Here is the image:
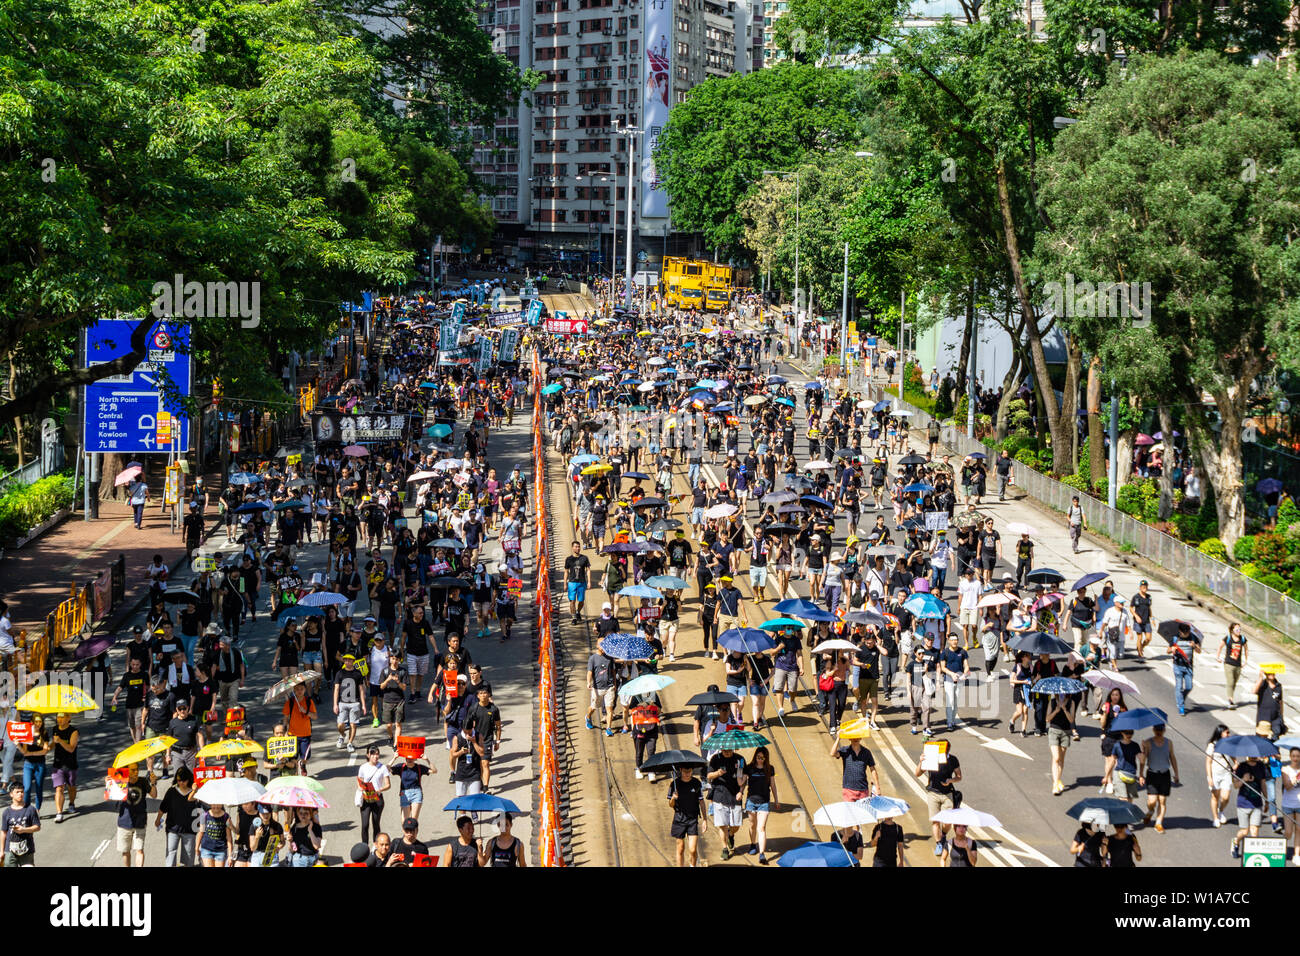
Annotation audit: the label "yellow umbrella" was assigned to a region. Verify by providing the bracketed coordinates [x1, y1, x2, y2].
[837, 717, 871, 740]
[113, 736, 176, 768]
[197, 739, 263, 759]
[581, 463, 612, 475]
[595, 318, 616, 326]
[16, 684, 97, 714]
[636, 330, 652, 337]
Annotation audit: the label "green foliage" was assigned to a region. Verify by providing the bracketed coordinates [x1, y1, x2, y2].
[1094, 477, 1108, 502]
[1240, 562, 1261, 579]
[1259, 572, 1287, 592]
[1252, 533, 1289, 574]
[1197, 537, 1230, 564]
[0, 474, 77, 544]
[1276, 498, 1300, 535]
[1007, 399, 1032, 434]
[1234, 534, 1257, 563]
[1117, 478, 1161, 523]
[1061, 472, 1092, 495]
[1285, 524, 1300, 554]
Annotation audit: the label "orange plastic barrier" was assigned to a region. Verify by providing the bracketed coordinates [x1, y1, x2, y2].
[532, 351, 564, 866]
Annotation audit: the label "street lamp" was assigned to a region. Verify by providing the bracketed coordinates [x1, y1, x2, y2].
[576, 174, 609, 279]
[616, 126, 643, 311]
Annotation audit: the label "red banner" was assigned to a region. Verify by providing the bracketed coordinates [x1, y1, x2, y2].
[544, 317, 588, 335]
[395, 736, 426, 759]
[5, 721, 33, 744]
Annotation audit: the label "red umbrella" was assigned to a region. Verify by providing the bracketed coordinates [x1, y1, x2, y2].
[114, 465, 143, 486]
[342, 445, 368, 457]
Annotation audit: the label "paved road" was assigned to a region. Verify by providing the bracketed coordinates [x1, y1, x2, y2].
[22, 412, 538, 867]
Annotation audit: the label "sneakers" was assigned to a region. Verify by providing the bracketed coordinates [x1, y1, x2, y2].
[635, 769, 644, 780]
[720, 846, 732, 860]
[648, 773, 656, 783]
[1273, 820, 1285, 834]
[54, 812, 64, 823]
[372, 717, 380, 728]
[869, 721, 879, 731]
[758, 853, 768, 865]
[777, 707, 785, 718]
[1231, 840, 1240, 859]
[748, 844, 759, 856]
[1219, 812, 1228, 824]
[337, 734, 346, 748]
[923, 728, 935, 737]
[933, 840, 945, 857]
[910, 725, 919, 735]
[605, 728, 615, 737]
[586, 718, 595, 730]
[1212, 817, 1222, 828]
[1154, 823, 1165, 834]
[346, 742, 356, 753]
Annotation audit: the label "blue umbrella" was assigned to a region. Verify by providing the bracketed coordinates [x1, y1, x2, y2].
[618, 584, 664, 600]
[234, 501, 272, 514]
[276, 604, 326, 620]
[1026, 567, 1066, 584]
[602, 542, 642, 553]
[872, 400, 891, 412]
[774, 598, 825, 617]
[427, 423, 452, 438]
[778, 840, 857, 867]
[541, 383, 563, 395]
[695, 379, 717, 389]
[623, 471, 651, 480]
[228, 471, 260, 485]
[856, 794, 911, 819]
[712, 402, 735, 413]
[767, 375, 789, 385]
[599, 635, 654, 661]
[759, 617, 807, 630]
[619, 673, 677, 701]
[1031, 677, 1087, 695]
[1069, 571, 1107, 592]
[1256, 477, 1284, 496]
[718, 628, 777, 653]
[968, 452, 987, 460]
[1007, 631, 1072, 656]
[774, 397, 795, 407]
[1109, 708, 1169, 733]
[645, 574, 690, 590]
[442, 793, 522, 814]
[801, 494, 834, 509]
[1214, 734, 1279, 759]
[902, 483, 933, 495]
[570, 454, 602, 465]
[903, 593, 949, 619]
[804, 381, 824, 390]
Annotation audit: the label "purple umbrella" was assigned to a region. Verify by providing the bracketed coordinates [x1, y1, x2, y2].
[1256, 477, 1284, 496]
[75, 634, 117, 660]
[1134, 434, 1155, 446]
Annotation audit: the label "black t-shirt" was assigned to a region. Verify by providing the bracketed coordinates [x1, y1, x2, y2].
[160, 786, 199, 833]
[709, 752, 744, 803]
[667, 539, 692, 566]
[118, 672, 149, 707]
[669, 776, 703, 819]
[1074, 827, 1104, 867]
[836, 745, 876, 791]
[389, 837, 430, 865]
[335, 669, 365, 704]
[854, 644, 880, 680]
[117, 779, 150, 829]
[588, 653, 616, 689]
[872, 820, 904, 865]
[404, 617, 434, 656]
[145, 690, 176, 733]
[465, 701, 501, 745]
[565, 554, 591, 583]
[378, 666, 409, 702]
[168, 714, 200, 749]
[925, 754, 960, 794]
[125, 639, 152, 667]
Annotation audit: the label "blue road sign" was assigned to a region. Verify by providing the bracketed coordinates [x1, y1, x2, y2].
[83, 318, 192, 454]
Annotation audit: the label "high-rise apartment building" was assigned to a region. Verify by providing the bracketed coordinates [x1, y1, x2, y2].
[471, 0, 753, 272]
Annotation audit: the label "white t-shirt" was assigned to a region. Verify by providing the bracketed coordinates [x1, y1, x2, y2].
[958, 576, 982, 612]
[1281, 765, 1300, 811]
[356, 761, 391, 807]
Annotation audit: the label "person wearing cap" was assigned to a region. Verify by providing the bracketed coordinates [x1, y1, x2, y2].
[110, 656, 150, 744]
[1099, 596, 1129, 670]
[334, 654, 367, 752]
[248, 801, 286, 866]
[1130, 580, 1153, 658]
[367, 630, 389, 728]
[716, 574, 745, 632]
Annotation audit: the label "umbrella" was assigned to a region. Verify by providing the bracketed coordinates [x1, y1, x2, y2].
[114, 465, 143, 486]
[623, 471, 652, 481]
[1030, 592, 1064, 612]
[977, 592, 1017, 608]
[273, 499, 305, 512]
[774, 397, 795, 408]
[262, 671, 324, 705]
[1215, 735, 1279, 759]
[406, 470, 439, 483]
[767, 375, 788, 385]
[842, 609, 888, 628]
[806, 460, 834, 471]
[617, 584, 664, 600]
[777, 504, 807, 515]
[856, 794, 911, 819]
[599, 635, 654, 661]
[285, 477, 314, 489]
[197, 777, 266, 805]
[261, 785, 330, 809]
[778, 841, 857, 867]
[804, 381, 824, 390]
[898, 454, 928, 466]
[618, 674, 677, 702]
[570, 454, 602, 466]
[648, 519, 683, 533]
[903, 593, 949, 619]
[601, 542, 643, 554]
[74, 634, 117, 660]
[1082, 670, 1140, 694]
[227, 471, 260, 486]
[433, 538, 467, 550]
[932, 806, 1001, 828]
[270, 775, 326, 794]
[743, 395, 768, 407]
[645, 574, 690, 590]
[1256, 477, 1284, 496]
[1026, 567, 1066, 585]
[1007, 631, 1072, 656]
[764, 522, 799, 535]
[113, 736, 177, 768]
[640, 750, 707, 771]
[432, 459, 463, 471]
[704, 503, 738, 519]
[632, 496, 667, 509]
[902, 482, 933, 494]
[718, 628, 777, 653]
[761, 491, 798, 505]
[801, 494, 834, 509]
[342, 445, 369, 457]
[685, 690, 741, 707]
[951, 510, 989, 528]
[234, 501, 271, 514]
[581, 463, 613, 475]
[16, 684, 97, 714]
[1069, 571, 1108, 592]
[1134, 433, 1155, 446]
[1157, 620, 1205, 644]
[442, 793, 523, 814]
[702, 730, 769, 750]
[541, 383, 563, 395]
[293, 592, 347, 608]
[867, 545, 906, 561]
[811, 639, 859, 654]
[759, 617, 807, 630]
[1066, 797, 1146, 828]
[429, 576, 473, 589]
[274, 604, 325, 622]
[197, 739, 264, 759]
[814, 802, 881, 828]
[1109, 707, 1169, 732]
[1274, 735, 1300, 751]
[1031, 677, 1087, 695]
[1005, 522, 1037, 537]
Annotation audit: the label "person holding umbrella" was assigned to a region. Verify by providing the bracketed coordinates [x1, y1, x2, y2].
[1100, 823, 1141, 866]
[707, 744, 746, 860]
[668, 762, 707, 867]
[1231, 750, 1269, 858]
[1046, 691, 1078, 796]
[1112, 729, 1143, 804]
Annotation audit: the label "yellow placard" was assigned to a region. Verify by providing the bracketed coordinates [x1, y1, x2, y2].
[1260, 662, 1286, 675]
[287, 453, 302, 467]
[265, 735, 298, 760]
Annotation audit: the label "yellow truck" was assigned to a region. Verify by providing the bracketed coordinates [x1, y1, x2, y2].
[662, 257, 731, 312]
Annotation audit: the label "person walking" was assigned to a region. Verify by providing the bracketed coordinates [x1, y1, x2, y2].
[1140, 723, 1178, 832]
[940, 634, 970, 731]
[1046, 692, 1077, 796]
[668, 764, 706, 867]
[1215, 623, 1248, 709]
[1101, 823, 1141, 866]
[741, 746, 777, 864]
[1168, 621, 1200, 716]
[1066, 494, 1086, 553]
[915, 742, 961, 856]
[1253, 668, 1285, 740]
[355, 744, 390, 843]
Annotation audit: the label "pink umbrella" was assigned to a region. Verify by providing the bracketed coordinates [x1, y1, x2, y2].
[1031, 592, 1064, 612]
[977, 591, 1017, 608]
[913, 578, 931, 593]
[114, 465, 143, 487]
[260, 785, 329, 809]
[342, 445, 368, 457]
[1134, 434, 1155, 446]
[406, 471, 439, 482]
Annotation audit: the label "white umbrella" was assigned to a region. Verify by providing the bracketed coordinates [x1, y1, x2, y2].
[704, 503, 738, 519]
[297, 591, 349, 607]
[856, 400, 874, 410]
[1005, 522, 1037, 537]
[805, 460, 833, 470]
[814, 801, 881, 828]
[812, 639, 860, 654]
[1083, 669, 1140, 694]
[891, 409, 913, 418]
[638, 381, 656, 392]
[932, 806, 1001, 828]
[977, 592, 1017, 608]
[407, 470, 439, 482]
[743, 395, 769, 407]
[197, 777, 266, 805]
[432, 459, 463, 471]
[648, 357, 666, 366]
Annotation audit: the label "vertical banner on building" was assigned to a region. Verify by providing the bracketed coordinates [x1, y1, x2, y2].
[642, 0, 671, 221]
[499, 327, 520, 363]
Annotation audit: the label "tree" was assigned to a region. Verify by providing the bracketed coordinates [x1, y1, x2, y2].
[1034, 51, 1300, 546]
[656, 63, 863, 255]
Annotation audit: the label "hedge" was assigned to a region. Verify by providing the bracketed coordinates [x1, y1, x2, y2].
[0, 474, 76, 545]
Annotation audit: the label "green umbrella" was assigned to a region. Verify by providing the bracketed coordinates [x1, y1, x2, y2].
[427, 423, 452, 438]
[273, 499, 306, 511]
[541, 383, 563, 395]
[702, 730, 770, 751]
[267, 774, 326, 794]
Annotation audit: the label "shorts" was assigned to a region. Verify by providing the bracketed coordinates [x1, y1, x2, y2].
[126, 707, 144, 728]
[926, 791, 954, 818]
[857, 677, 879, 699]
[1115, 774, 1140, 799]
[301, 651, 323, 667]
[712, 803, 744, 828]
[1132, 620, 1151, 635]
[1146, 770, 1171, 797]
[771, 668, 799, 694]
[1237, 806, 1263, 829]
[591, 685, 616, 710]
[726, 683, 747, 700]
[959, 609, 978, 628]
[979, 555, 997, 570]
[407, 653, 429, 677]
[200, 848, 228, 863]
[338, 702, 363, 726]
[749, 566, 768, 588]
[567, 581, 587, 602]
[745, 799, 771, 814]
[671, 816, 699, 839]
[369, 683, 381, 703]
[3, 850, 34, 867]
[116, 827, 146, 854]
[1047, 727, 1072, 749]
[382, 699, 406, 724]
[747, 682, 767, 696]
[1212, 772, 1232, 793]
[400, 787, 424, 808]
[51, 768, 77, 789]
[843, 788, 871, 803]
[691, 508, 705, 525]
[718, 613, 740, 632]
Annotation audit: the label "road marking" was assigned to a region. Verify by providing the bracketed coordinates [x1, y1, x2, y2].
[956, 722, 1033, 760]
[90, 839, 109, 863]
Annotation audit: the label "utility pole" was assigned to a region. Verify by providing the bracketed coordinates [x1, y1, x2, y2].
[618, 126, 643, 312]
[839, 241, 849, 379]
[967, 278, 978, 439]
[898, 289, 906, 401]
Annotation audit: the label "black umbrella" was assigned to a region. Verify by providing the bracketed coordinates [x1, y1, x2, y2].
[764, 522, 799, 534]
[162, 590, 200, 604]
[640, 749, 708, 771]
[1007, 631, 1073, 656]
[649, 518, 683, 532]
[429, 576, 473, 589]
[1025, 567, 1066, 584]
[1157, 620, 1205, 644]
[631, 496, 667, 509]
[843, 609, 888, 628]
[285, 478, 313, 489]
[685, 690, 740, 707]
[761, 491, 797, 505]
[834, 448, 860, 460]
[898, 454, 928, 466]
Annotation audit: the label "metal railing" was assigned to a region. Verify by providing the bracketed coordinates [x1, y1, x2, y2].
[870, 384, 1300, 638]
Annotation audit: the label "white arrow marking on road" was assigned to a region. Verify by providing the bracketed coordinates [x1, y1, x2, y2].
[956, 721, 1033, 759]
